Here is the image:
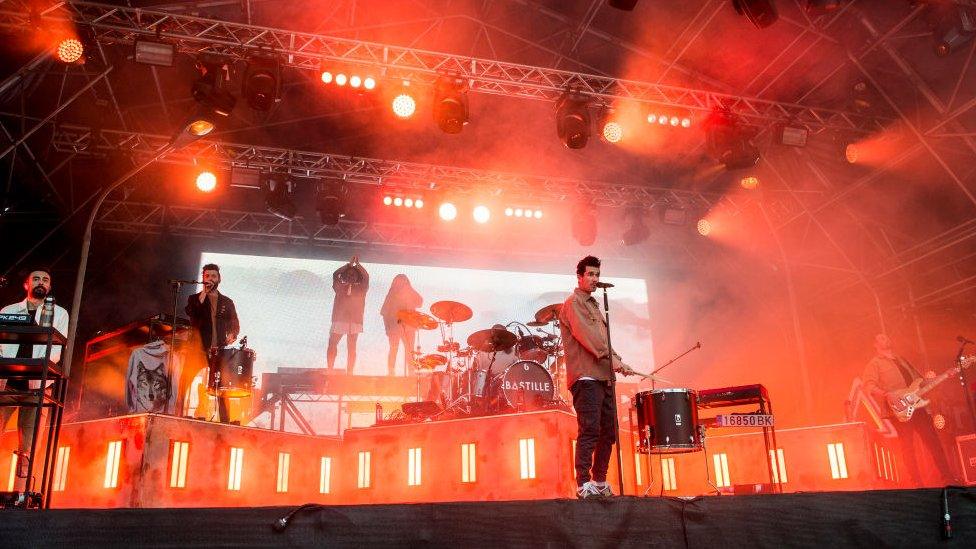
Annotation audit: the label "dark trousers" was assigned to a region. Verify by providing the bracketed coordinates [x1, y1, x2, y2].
[571, 379, 616, 486]
[893, 408, 955, 484]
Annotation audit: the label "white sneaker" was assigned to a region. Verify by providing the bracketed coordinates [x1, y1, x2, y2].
[593, 482, 613, 497]
[576, 481, 602, 499]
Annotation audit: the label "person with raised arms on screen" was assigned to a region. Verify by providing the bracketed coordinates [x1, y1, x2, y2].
[328, 255, 369, 374]
[559, 255, 638, 499]
[380, 274, 423, 376]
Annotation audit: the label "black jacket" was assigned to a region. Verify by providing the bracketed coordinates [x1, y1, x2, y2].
[185, 292, 240, 351]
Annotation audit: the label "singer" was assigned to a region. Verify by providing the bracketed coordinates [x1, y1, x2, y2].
[182, 263, 240, 423]
[327, 255, 369, 373]
[558, 255, 638, 499]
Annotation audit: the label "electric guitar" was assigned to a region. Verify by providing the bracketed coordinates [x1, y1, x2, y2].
[886, 356, 974, 422]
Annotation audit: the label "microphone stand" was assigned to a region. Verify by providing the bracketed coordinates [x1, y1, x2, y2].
[953, 340, 976, 432]
[170, 280, 187, 415]
[600, 285, 626, 497]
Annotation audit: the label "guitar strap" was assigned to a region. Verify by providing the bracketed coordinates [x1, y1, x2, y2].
[892, 356, 916, 386]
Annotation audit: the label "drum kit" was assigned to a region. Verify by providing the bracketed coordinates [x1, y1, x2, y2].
[207, 337, 256, 398]
[396, 299, 569, 417]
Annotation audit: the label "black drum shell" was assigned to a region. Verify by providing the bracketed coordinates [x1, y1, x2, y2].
[634, 388, 701, 453]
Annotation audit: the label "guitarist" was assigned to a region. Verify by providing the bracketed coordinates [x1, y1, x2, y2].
[862, 334, 956, 485]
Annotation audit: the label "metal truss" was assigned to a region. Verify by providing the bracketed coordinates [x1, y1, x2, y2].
[0, 0, 887, 132]
[49, 124, 770, 214]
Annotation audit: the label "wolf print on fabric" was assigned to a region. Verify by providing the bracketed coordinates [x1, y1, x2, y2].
[133, 362, 171, 413]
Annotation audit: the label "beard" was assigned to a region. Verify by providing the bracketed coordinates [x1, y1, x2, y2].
[30, 285, 48, 299]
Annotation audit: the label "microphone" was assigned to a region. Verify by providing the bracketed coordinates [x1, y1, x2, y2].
[594, 282, 615, 288]
[957, 336, 974, 345]
[942, 487, 952, 539]
[168, 279, 204, 285]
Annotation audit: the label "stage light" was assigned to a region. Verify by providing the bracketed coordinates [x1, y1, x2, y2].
[572, 203, 597, 246]
[439, 202, 458, 221]
[556, 94, 591, 149]
[266, 178, 296, 221]
[55, 37, 84, 63]
[364, 77, 376, 90]
[845, 143, 858, 164]
[415, 199, 424, 208]
[741, 176, 759, 190]
[170, 104, 219, 149]
[133, 39, 175, 67]
[392, 93, 417, 118]
[514, 208, 523, 218]
[732, 0, 779, 29]
[662, 207, 688, 226]
[317, 183, 345, 226]
[242, 55, 281, 112]
[932, 4, 975, 57]
[336, 73, 347, 86]
[383, 195, 393, 206]
[805, 0, 841, 17]
[533, 210, 543, 219]
[393, 197, 403, 207]
[704, 108, 760, 170]
[681, 118, 692, 128]
[778, 124, 809, 147]
[473, 205, 491, 224]
[505, 207, 514, 217]
[192, 56, 237, 117]
[658, 115, 668, 125]
[433, 77, 469, 134]
[196, 171, 217, 192]
[602, 121, 623, 143]
[350, 75, 362, 88]
[697, 219, 712, 236]
[933, 414, 946, 430]
[404, 198, 414, 208]
[321, 71, 333, 84]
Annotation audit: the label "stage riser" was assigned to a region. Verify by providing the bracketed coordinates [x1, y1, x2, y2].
[2, 414, 902, 508]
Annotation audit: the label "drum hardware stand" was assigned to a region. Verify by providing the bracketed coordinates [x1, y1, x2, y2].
[168, 278, 198, 415]
[699, 427, 721, 496]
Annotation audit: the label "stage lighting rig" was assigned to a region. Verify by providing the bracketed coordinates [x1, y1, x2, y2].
[316, 183, 346, 226]
[928, 3, 976, 57]
[55, 37, 84, 63]
[265, 178, 296, 221]
[243, 54, 281, 112]
[805, 0, 841, 17]
[555, 93, 591, 149]
[320, 62, 377, 91]
[600, 109, 623, 144]
[191, 56, 236, 117]
[704, 108, 760, 170]
[433, 77, 468, 134]
[646, 107, 692, 129]
[134, 39, 175, 67]
[732, 0, 779, 29]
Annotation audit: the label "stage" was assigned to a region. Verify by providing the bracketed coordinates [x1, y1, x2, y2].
[1, 489, 974, 547]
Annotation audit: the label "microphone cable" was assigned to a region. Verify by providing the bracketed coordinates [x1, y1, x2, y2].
[272, 503, 326, 532]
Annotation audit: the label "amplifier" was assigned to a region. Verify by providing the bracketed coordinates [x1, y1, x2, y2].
[0, 313, 31, 325]
[956, 434, 976, 485]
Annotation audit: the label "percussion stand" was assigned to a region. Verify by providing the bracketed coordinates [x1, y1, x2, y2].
[168, 279, 193, 416]
[599, 285, 626, 497]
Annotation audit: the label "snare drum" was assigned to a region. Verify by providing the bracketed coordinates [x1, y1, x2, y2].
[490, 360, 554, 412]
[515, 335, 548, 363]
[633, 388, 702, 454]
[207, 347, 255, 397]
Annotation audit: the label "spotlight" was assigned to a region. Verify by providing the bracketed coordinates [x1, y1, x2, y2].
[242, 55, 281, 112]
[805, 0, 841, 17]
[621, 209, 650, 246]
[321, 71, 333, 84]
[602, 120, 623, 144]
[55, 37, 83, 63]
[433, 77, 469, 134]
[350, 75, 362, 88]
[556, 93, 591, 149]
[404, 198, 414, 208]
[364, 77, 376, 90]
[661, 207, 688, 226]
[572, 203, 597, 246]
[740, 176, 759, 190]
[931, 4, 976, 57]
[534, 210, 543, 219]
[392, 93, 417, 118]
[778, 124, 809, 147]
[845, 143, 858, 164]
[472, 205, 491, 224]
[393, 197, 403, 207]
[732, 0, 779, 29]
[647, 108, 692, 129]
[704, 108, 759, 170]
[383, 195, 393, 206]
[196, 171, 217, 192]
[134, 39, 175, 67]
[192, 56, 236, 117]
[316, 183, 345, 226]
[439, 202, 458, 221]
[265, 178, 296, 221]
[933, 413, 946, 430]
[336, 73, 347, 86]
[415, 199, 424, 209]
[697, 219, 712, 236]
[170, 104, 218, 149]
[505, 207, 514, 217]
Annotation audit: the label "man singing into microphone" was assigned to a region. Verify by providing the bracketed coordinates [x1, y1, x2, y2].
[183, 263, 240, 423]
[559, 255, 638, 499]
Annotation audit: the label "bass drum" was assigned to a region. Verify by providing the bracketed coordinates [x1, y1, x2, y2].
[490, 360, 554, 412]
[207, 347, 255, 397]
[633, 388, 702, 454]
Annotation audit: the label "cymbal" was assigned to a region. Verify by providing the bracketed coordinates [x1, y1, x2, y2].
[416, 354, 448, 369]
[534, 303, 563, 324]
[466, 327, 518, 353]
[430, 300, 473, 323]
[396, 309, 439, 330]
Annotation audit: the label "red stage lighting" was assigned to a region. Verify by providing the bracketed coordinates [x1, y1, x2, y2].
[740, 176, 759, 190]
[504, 208, 514, 217]
[56, 38, 84, 63]
[697, 219, 712, 236]
[439, 202, 458, 221]
[415, 199, 424, 209]
[472, 205, 491, 224]
[364, 77, 376, 90]
[196, 171, 217, 192]
[350, 75, 362, 88]
[393, 197, 403, 207]
[335, 73, 348, 86]
[320, 71, 333, 84]
[845, 143, 858, 164]
[392, 93, 417, 118]
[383, 195, 393, 206]
[602, 121, 623, 143]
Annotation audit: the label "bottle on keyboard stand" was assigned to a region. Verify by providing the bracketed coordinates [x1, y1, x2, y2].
[39, 296, 55, 327]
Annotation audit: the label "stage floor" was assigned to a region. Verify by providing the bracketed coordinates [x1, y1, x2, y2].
[1, 489, 974, 547]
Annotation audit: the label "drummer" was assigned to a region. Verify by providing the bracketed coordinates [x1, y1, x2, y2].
[472, 324, 519, 380]
[183, 263, 240, 424]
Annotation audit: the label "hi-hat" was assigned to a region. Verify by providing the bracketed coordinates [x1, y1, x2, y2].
[416, 354, 448, 369]
[534, 303, 562, 324]
[397, 309, 438, 330]
[430, 300, 473, 323]
[467, 327, 517, 353]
